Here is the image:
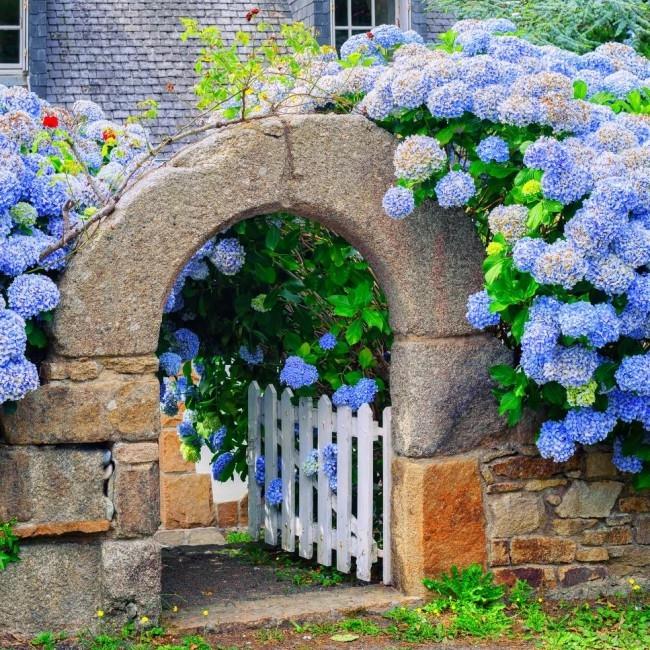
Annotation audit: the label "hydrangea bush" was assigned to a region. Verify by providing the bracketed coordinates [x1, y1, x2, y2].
[0, 86, 151, 406]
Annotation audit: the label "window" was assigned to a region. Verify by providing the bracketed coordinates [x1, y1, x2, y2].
[0, 0, 26, 70]
[332, 0, 409, 50]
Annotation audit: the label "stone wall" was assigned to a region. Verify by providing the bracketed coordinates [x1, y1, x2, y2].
[481, 445, 649, 596]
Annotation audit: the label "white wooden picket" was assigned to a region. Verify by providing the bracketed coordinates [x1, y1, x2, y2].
[247, 383, 392, 585]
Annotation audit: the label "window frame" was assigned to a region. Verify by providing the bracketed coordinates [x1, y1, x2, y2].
[330, 0, 410, 48]
[0, 0, 28, 72]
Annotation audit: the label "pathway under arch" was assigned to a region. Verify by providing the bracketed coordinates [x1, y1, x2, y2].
[0, 114, 510, 632]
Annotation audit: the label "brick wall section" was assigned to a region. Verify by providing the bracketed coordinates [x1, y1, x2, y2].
[481, 445, 650, 596]
[411, 2, 454, 42]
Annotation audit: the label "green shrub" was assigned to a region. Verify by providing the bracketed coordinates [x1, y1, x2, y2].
[0, 519, 20, 571]
[423, 564, 505, 608]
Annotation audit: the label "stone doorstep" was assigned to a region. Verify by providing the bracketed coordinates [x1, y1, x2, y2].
[166, 585, 422, 632]
[154, 527, 227, 547]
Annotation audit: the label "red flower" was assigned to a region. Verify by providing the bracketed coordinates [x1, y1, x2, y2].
[245, 7, 260, 21]
[366, 31, 374, 39]
[102, 128, 116, 142]
[42, 115, 59, 128]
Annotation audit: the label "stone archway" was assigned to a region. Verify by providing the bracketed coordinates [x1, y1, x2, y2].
[0, 114, 510, 632]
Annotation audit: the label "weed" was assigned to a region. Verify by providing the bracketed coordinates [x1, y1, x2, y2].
[254, 628, 284, 642]
[338, 617, 383, 636]
[225, 530, 252, 544]
[423, 563, 505, 608]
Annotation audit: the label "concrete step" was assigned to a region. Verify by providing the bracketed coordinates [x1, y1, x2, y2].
[165, 584, 421, 632]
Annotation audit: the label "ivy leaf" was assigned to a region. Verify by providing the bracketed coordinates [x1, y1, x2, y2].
[345, 319, 363, 346]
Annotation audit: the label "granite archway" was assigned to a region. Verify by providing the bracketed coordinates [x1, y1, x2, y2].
[0, 114, 509, 631]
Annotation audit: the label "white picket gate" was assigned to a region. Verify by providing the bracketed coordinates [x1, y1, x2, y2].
[247, 382, 392, 584]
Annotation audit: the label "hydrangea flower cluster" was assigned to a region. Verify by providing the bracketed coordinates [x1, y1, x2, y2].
[265, 477, 283, 506]
[318, 332, 337, 351]
[239, 345, 264, 365]
[0, 88, 151, 405]
[322, 443, 338, 492]
[208, 425, 227, 453]
[255, 455, 266, 486]
[302, 449, 319, 477]
[211, 451, 234, 480]
[332, 377, 379, 411]
[279, 355, 318, 389]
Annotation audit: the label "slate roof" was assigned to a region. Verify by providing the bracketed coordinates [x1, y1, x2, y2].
[38, 1, 452, 148]
[44, 1, 293, 145]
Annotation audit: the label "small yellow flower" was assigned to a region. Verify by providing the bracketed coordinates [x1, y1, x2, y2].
[140, 616, 150, 624]
[96, 610, 105, 618]
[202, 609, 209, 617]
[538, 598, 543, 603]
[486, 241, 504, 256]
[172, 605, 179, 613]
[629, 578, 637, 585]
[521, 179, 542, 196]
[633, 584, 641, 591]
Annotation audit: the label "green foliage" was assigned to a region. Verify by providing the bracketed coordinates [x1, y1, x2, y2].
[426, 0, 650, 55]
[0, 519, 20, 571]
[224, 530, 252, 544]
[423, 564, 505, 607]
[162, 214, 391, 479]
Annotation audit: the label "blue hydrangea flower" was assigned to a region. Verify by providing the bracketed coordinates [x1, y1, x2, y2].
[371, 24, 404, 49]
[543, 346, 600, 388]
[28, 174, 70, 217]
[159, 351, 183, 376]
[466, 290, 500, 330]
[71, 100, 106, 122]
[557, 301, 619, 348]
[332, 384, 355, 408]
[7, 273, 60, 319]
[239, 345, 264, 365]
[393, 135, 447, 181]
[208, 425, 227, 453]
[210, 238, 246, 276]
[531, 240, 587, 289]
[340, 33, 380, 61]
[160, 383, 179, 416]
[628, 274, 650, 311]
[382, 186, 414, 219]
[541, 166, 593, 205]
[265, 477, 283, 506]
[512, 237, 547, 273]
[391, 69, 430, 109]
[427, 81, 471, 119]
[0, 169, 22, 212]
[536, 420, 576, 462]
[434, 171, 476, 208]
[212, 451, 234, 481]
[615, 354, 650, 396]
[585, 254, 635, 296]
[255, 456, 265, 486]
[612, 438, 644, 474]
[302, 450, 319, 477]
[318, 332, 337, 351]
[322, 443, 338, 492]
[0, 356, 39, 403]
[606, 389, 650, 424]
[0, 309, 26, 366]
[476, 136, 509, 163]
[279, 355, 318, 389]
[562, 408, 616, 445]
[487, 204, 528, 242]
[171, 328, 200, 361]
[177, 420, 197, 440]
[350, 378, 379, 410]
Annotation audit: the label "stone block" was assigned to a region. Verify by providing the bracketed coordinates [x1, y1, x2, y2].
[489, 540, 510, 567]
[216, 501, 239, 528]
[510, 537, 576, 564]
[0, 376, 160, 444]
[16, 520, 111, 538]
[559, 565, 607, 587]
[585, 452, 618, 479]
[101, 356, 159, 374]
[392, 455, 487, 594]
[576, 547, 609, 562]
[113, 463, 160, 537]
[41, 358, 100, 381]
[556, 481, 623, 519]
[160, 428, 195, 473]
[487, 492, 544, 538]
[619, 496, 650, 513]
[187, 527, 227, 546]
[487, 482, 520, 494]
[525, 479, 567, 491]
[552, 518, 597, 536]
[491, 455, 580, 480]
[493, 566, 556, 589]
[160, 473, 215, 529]
[606, 514, 632, 527]
[636, 516, 650, 544]
[390, 336, 511, 457]
[582, 526, 632, 546]
[239, 494, 249, 527]
[0, 541, 102, 633]
[0, 446, 105, 524]
[101, 538, 161, 619]
[606, 546, 650, 567]
[113, 442, 159, 464]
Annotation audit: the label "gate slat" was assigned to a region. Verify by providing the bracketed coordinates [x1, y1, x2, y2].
[382, 407, 392, 585]
[298, 397, 314, 559]
[247, 382, 263, 540]
[336, 406, 353, 573]
[280, 389, 296, 552]
[263, 385, 279, 545]
[317, 395, 333, 566]
[356, 404, 374, 581]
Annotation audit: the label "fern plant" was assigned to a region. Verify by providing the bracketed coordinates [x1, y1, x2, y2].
[423, 564, 505, 607]
[427, 0, 650, 55]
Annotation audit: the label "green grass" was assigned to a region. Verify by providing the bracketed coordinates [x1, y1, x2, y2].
[28, 566, 650, 649]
